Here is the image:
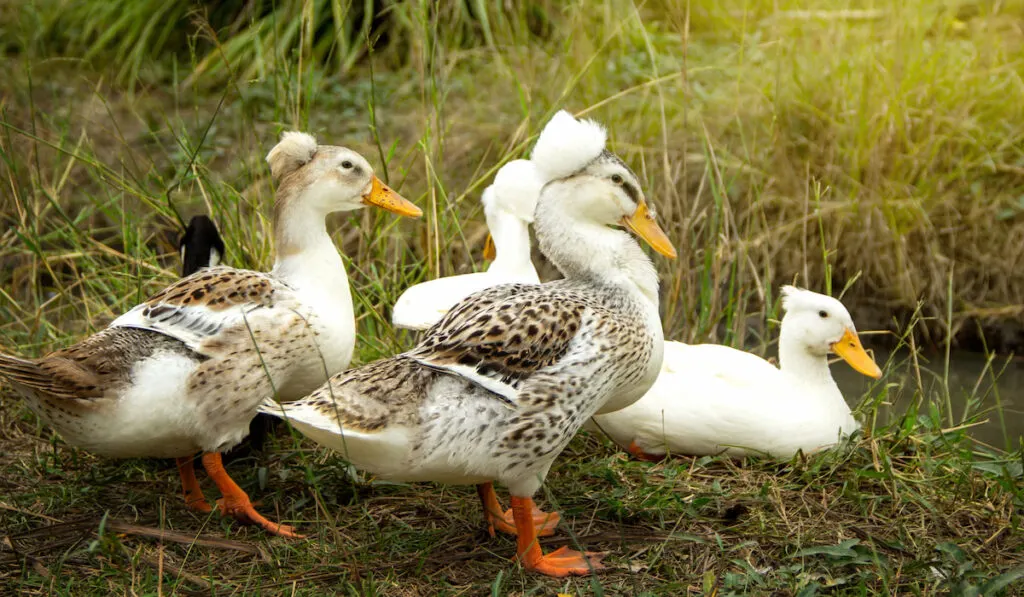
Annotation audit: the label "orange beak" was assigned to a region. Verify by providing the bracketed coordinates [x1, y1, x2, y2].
[361, 176, 422, 217]
[831, 328, 883, 379]
[621, 200, 677, 259]
[483, 234, 496, 260]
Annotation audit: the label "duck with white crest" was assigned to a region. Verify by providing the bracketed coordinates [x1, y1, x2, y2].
[259, 110, 676, 576]
[391, 159, 543, 331]
[0, 132, 422, 537]
[589, 286, 883, 460]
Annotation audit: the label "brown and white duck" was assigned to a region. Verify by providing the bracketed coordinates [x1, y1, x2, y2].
[0, 132, 421, 537]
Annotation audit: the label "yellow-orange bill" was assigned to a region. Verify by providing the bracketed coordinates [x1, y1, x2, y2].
[362, 176, 422, 217]
[483, 234, 496, 261]
[831, 328, 882, 379]
[621, 201, 677, 259]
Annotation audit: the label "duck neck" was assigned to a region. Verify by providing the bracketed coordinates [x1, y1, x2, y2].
[270, 200, 351, 299]
[778, 320, 841, 393]
[484, 207, 536, 278]
[534, 191, 659, 306]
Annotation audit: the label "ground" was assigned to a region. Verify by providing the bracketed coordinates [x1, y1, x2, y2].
[2, 392, 1022, 595]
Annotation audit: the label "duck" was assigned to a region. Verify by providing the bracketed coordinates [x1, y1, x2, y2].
[588, 286, 883, 460]
[391, 159, 543, 331]
[177, 215, 280, 454]
[0, 131, 422, 537]
[179, 215, 225, 276]
[258, 110, 677, 576]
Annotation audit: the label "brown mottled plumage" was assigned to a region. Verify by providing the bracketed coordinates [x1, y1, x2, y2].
[144, 268, 277, 311]
[261, 111, 676, 577]
[0, 131, 421, 538]
[408, 283, 587, 398]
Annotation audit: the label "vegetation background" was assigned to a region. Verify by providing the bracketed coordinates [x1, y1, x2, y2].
[1, 0, 1022, 595]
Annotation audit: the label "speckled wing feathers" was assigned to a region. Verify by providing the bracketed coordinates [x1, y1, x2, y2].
[406, 283, 585, 402]
[261, 356, 435, 434]
[110, 266, 296, 351]
[264, 283, 593, 434]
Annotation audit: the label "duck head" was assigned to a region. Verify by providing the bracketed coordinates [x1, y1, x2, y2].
[531, 111, 677, 260]
[178, 215, 225, 276]
[779, 285, 882, 379]
[481, 159, 544, 260]
[266, 131, 421, 220]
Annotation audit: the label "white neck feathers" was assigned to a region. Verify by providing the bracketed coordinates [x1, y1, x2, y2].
[484, 206, 537, 279]
[270, 197, 349, 296]
[777, 318, 848, 415]
[534, 186, 659, 305]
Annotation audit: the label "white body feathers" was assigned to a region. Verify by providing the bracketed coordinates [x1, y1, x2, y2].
[392, 160, 543, 331]
[47, 351, 202, 458]
[589, 288, 867, 459]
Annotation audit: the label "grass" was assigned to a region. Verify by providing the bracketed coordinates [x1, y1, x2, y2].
[1, 0, 1023, 594]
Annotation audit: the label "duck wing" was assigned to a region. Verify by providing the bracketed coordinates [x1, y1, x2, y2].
[405, 283, 587, 403]
[110, 266, 302, 354]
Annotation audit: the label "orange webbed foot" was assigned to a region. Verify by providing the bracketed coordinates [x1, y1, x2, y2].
[215, 496, 305, 538]
[492, 507, 561, 538]
[627, 440, 664, 462]
[511, 495, 604, 578]
[200, 452, 304, 539]
[478, 482, 560, 537]
[186, 496, 214, 513]
[527, 545, 606, 577]
[176, 456, 213, 513]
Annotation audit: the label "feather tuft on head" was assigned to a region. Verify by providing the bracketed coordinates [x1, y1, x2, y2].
[266, 131, 318, 180]
[530, 110, 607, 183]
[780, 285, 810, 313]
[483, 159, 544, 222]
[780, 285, 850, 317]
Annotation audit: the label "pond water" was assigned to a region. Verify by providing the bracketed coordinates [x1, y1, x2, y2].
[832, 348, 1024, 448]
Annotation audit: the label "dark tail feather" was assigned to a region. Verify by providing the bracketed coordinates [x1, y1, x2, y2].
[223, 413, 283, 463]
[246, 413, 281, 452]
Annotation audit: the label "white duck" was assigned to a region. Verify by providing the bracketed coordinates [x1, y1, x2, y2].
[259, 110, 677, 576]
[391, 159, 542, 331]
[0, 132, 421, 537]
[588, 286, 883, 460]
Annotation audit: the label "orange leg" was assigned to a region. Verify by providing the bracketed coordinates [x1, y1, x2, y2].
[200, 452, 304, 538]
[627, 440, 664, 462]
[511, 496, 604, 577]
[176, 456, 212, 513]
[476, 482, 560, 538]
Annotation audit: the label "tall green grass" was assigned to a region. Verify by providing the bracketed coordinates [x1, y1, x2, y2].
[5, 0, 1024, 350]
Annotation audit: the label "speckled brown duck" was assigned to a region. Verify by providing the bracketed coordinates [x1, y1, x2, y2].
[0, 131, 421, 538]
[259, 111, 677, 575]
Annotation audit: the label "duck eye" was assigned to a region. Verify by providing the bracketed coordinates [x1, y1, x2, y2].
[341, 160, 354, 169]
[611, 174, 624, 185]
[818, 310, 828, 318]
